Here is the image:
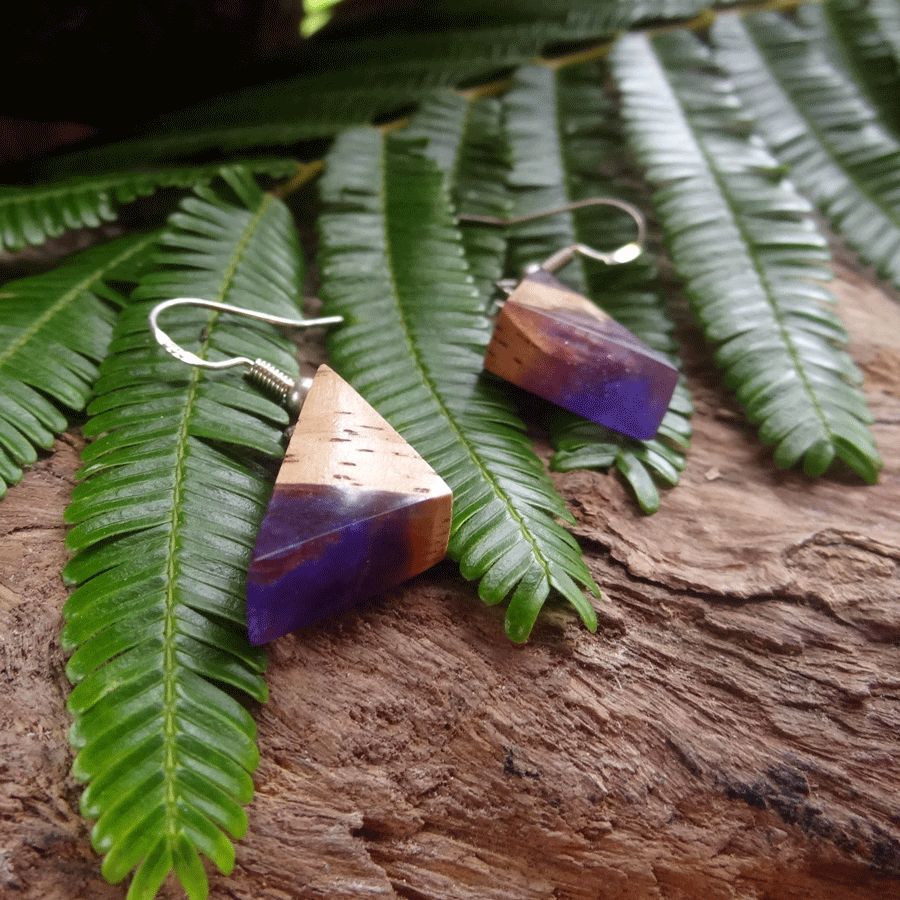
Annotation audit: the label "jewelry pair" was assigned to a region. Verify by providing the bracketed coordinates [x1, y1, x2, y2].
[149, 200, 678, 645]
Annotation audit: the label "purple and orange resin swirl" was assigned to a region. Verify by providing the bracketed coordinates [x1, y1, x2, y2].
[485, 269, 678, 440]
[246, 366, 452, 645]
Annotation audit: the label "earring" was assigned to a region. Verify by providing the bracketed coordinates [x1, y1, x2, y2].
[460, 200, 679, 442]
[149, 299, 452, 645]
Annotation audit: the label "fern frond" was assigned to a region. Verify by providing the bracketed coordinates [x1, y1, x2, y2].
[712, 11, 900, 290]
[0, 233, 154, 497]
[0, 159, 298, 252]
[405, 90, 512, 307]
[43, 23, 576, 174]
[367, 0, 713, 30]
[612, 29, 881, 483]
[832, 0, 900, 87]
[43, 2, 726, 175]
[318, 127, 598, 642]
[806, 0, 900, 131]
[403, 89, 683, 521]
[500, 63, 692, 512]
[63, 168, 306, 899]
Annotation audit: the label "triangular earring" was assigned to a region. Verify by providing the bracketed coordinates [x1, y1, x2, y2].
[149, 299, 452, 645]
[460, 198, 679, 441]
[246, 365, 451, 645]
[484, 267, 678, 441]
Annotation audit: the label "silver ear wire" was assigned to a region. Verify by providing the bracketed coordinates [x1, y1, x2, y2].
[148, 297, 343, 417]
[458, 197, 646, 274]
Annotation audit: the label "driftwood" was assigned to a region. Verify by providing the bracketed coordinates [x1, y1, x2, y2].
[1, 261, 899, 899]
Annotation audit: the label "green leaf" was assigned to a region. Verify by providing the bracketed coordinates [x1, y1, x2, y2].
[63, 168, 306, 899]
[805, 0, 900, 132]
[612, 28, 881, 483]
[0, 159, 298, 252]
[125, 838, 172, 900]
[41, 2, 722, 175]
[501, 63, 693, 511]
[375, 0, 714, 30]
[318, 126, 599, 641]
[41, 25, 574, 173]
[0, 233, 155, 497]
[405, 90, 512, 307]
[712, 10, 900, 291]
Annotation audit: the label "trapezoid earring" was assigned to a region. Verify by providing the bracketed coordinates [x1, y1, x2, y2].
[149, 298, 453, 646]
[460, 199, 679, 442]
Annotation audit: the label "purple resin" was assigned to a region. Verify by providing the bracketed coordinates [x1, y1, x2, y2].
[486, 270, 678, 440]
[246, 483, 433, 644]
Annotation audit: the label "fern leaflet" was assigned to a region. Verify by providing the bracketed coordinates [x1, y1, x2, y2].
[612, 28, 881, 482]
[501, 63, 692, 512]
[0, 233, 155, 497]
[0, 158, 298, 252]
[63, 169, 307, 900]
[712, 10, 900, 290]
[318, 127, 599, 642]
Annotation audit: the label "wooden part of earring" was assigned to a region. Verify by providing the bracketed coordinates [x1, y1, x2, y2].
[484, 268, 679, 441]
[246, 365, 453, 645]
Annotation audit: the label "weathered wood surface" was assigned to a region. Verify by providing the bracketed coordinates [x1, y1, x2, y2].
[1, 263, 899, 899]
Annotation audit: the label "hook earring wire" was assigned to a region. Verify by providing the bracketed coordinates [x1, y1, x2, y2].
[148, 297, 344, 417]
[458, 197, 646, 272]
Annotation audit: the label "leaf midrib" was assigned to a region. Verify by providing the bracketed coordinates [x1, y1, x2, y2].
[735, 15, 900, 230]
[161, 192, 274, 841]
[377, 137, 557, 579]
[642, 34, 834, 446]
[0, 166, 217, 208]
[0, 234, 154, 372]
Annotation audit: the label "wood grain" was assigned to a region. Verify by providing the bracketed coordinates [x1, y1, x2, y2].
[281, 365, 451, 501]
[1, 265, 898, 899]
